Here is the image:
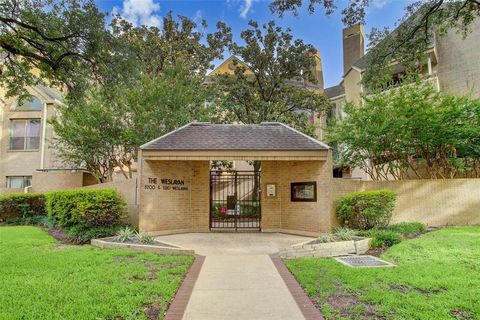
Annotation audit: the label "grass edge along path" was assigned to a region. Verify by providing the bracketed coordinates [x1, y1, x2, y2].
[0, 226, 194, 320]
[286, 226, 480, 320]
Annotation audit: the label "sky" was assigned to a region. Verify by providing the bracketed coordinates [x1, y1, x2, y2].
[95, 0, 413, 88]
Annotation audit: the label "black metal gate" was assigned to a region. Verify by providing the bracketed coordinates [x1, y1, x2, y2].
[210, 171, 261, 231]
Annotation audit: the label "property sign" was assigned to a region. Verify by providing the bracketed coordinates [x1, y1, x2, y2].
[144, 177, 188, 191]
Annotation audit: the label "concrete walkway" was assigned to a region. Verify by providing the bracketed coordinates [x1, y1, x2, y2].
[156, 233, 314, 320]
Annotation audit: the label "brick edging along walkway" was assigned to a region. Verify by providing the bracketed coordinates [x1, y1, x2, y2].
[270, 253, 324, 320]
[164, 255, 205, 320]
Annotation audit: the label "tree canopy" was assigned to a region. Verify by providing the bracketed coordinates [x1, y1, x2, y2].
[209, 20, 330, 138]
[49, 11, 229, 182]
[271, 0, 480, 89]
[327, 83, 480, 180]
[0, 0, 114, 101]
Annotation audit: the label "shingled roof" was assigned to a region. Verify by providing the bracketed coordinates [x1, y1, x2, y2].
[141, 122, 329, 151]
[324, 84, 345, 99]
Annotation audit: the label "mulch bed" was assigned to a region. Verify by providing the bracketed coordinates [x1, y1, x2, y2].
[103, 237, 177, 248]
[45, 227, 70, 243]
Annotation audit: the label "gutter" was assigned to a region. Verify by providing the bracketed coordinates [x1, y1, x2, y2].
[40, 102, 48, 169]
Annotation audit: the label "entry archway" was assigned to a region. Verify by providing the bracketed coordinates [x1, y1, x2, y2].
[138, 122, 334, 237]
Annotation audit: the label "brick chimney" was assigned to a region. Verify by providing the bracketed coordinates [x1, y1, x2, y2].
[311, 50, 324, 93]
[342, 23, 364, 74]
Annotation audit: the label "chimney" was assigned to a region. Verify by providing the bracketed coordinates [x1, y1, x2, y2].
[342, 23, 364, 75]
[310, 50, 324, 93]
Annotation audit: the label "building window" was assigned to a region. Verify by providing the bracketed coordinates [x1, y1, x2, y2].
[9, 119, 41, 150]
[6, 176, 32, 188]
[15, 96, 43, 111]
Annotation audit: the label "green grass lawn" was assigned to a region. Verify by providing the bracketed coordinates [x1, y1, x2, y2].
[286, 226, 480, 320]
[0, 226, 193, 320]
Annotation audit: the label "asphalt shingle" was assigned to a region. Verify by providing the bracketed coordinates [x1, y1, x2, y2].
[141, 122, 329, 151]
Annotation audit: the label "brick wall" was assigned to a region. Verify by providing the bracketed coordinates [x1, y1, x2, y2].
[31, 171, 83, 193]
[262, 154, 335, 236]
[138, 158, 334, 236]
[139, 160, 209, 233]
[331, 178, 480, 227]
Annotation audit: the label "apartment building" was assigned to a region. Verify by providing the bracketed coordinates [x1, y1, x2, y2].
[1, 17, 478, 188]
[0, 84, 67, 190]
[325, 19, 480, 179]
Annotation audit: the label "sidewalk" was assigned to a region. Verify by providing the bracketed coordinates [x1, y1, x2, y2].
[157, 233, 318, 320]
[182, 254, 305, 320]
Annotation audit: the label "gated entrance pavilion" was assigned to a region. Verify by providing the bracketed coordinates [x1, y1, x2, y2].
[138, 122, 336, 237]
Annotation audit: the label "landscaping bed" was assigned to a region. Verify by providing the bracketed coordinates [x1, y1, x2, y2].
[0, 226, 194, 320]
[279, 236, 371, 259]
[92, 237, 195, 255]
[286, 226, 480, 319]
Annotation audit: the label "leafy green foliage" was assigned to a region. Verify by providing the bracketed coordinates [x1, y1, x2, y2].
[317, 227, 357, 243]
[46, 189, 126, 229]
[210, 20, 330, 138]
[0, 0, 115, 101]
[0, 226, 193, 319]
[333, 227, 356, 241]
[51, 66, 212, 182]
[359, 229, 402, 248]
[4, 215, 54, 228]
[318, 233, 335, 243]
[336, 190, 397, 230]
[357, 222, 426, 248]
[110, 12, 231, 78]
[136, 232, 155, 244]
[287, 227, 480, 319]
[387, 222, 426, 238]
[270, 0, 480, 90]
[115, 226, 136, 242]
[0, 194, 46, 222]
[362, 1, 480, 91]
[327, 84, 480, 180]
[66, 225, 120, 244]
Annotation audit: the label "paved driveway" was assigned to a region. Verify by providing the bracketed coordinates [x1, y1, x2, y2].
[156, 233, 314, 320]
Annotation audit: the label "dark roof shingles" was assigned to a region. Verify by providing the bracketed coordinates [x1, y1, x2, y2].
[324, 84, 345, 99]
[141, 123, 329, 151]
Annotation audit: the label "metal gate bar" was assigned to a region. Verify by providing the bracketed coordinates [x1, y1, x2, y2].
[210, 170, 261, 231]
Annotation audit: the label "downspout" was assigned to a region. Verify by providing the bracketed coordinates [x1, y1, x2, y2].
[40, 102, 48, 170]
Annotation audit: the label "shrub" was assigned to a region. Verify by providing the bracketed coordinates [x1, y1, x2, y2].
[318, 233, 335, 243]
[336, 189, 397, 230]
[66, 225, 120, 244]
[387, 222, 426, 238]
[333, 227, 356, 241]
[46, 189, 126, 228]
[359, 229, 402, 249]
[136, 232, 155, 244]
[4, 215, 53, 228]
[115, 226, 135, 242]
[0, 193, 46, 222]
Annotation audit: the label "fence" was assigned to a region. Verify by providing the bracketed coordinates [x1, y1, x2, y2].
[332, 178, 480, 226]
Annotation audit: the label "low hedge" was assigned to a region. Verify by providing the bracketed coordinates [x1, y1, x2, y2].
[0, 193, 46, 222]
[386, 221, 426, 238]
[336, 189, 397, 230]
[46, 189, 127, 229]
[357, 222, 427, 249]
[359, 229, 402, 248]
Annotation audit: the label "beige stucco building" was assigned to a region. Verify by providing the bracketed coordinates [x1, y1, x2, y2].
[324, 20, 480, 179]
[1, 17, 479, 190]
[0, 85, 68, 191]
